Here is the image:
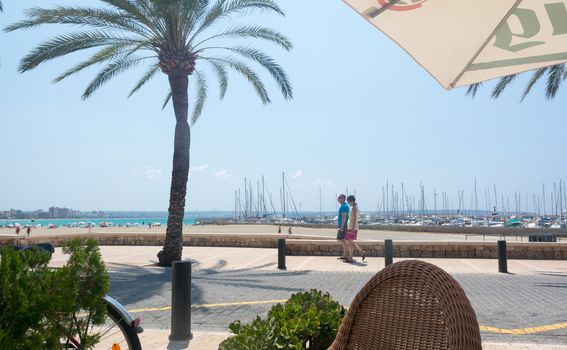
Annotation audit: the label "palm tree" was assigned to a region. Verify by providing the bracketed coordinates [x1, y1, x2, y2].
[5, 0, 293, 266]
[466, 64, 566, 101]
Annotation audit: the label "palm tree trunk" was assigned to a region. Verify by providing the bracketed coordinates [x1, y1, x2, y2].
[158, 71, 190, 266]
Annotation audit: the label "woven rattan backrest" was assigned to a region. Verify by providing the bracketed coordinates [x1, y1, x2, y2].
[328, 260, 482, 350]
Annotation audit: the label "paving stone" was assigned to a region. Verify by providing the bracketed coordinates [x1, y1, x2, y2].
[108, 264, 567, 345]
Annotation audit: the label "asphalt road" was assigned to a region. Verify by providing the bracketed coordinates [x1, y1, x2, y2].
[107, 262, 567, 345]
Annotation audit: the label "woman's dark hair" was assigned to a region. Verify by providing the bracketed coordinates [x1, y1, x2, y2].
[347, 195, 356, 203]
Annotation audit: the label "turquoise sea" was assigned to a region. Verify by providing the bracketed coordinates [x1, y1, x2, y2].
[0, 218, 196, 227]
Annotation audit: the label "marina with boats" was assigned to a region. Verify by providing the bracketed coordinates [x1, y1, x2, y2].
[230, 174, 567, 230]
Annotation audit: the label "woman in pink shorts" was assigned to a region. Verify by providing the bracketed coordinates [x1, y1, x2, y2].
[345, 195, 366, 262]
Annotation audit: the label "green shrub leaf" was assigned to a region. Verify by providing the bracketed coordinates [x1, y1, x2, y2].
[219, 289, 346, 350]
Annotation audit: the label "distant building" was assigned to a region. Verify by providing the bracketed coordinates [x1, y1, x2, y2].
[37, 211, 51, 219]
[1, 206, 86, 219]
[48, 207, 73, 219]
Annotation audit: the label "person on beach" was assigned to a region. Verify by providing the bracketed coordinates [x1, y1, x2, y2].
[16, 226, 20, 235]
[345, 195, 366, 262]
[337, 194, 349, 260]
[288, 227, 292, 235]
[26, 226, 31, 237]
[278, 226, 282, 234]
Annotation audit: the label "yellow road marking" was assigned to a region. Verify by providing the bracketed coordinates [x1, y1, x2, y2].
[129, 300, 567, 336]
[129, 299, 287, 313]
[480, 322, 567, 335]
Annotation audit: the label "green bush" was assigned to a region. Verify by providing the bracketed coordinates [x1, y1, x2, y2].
[0, 247, 58, 349]
[0, 239, 109, 350]
[219, 289, 346, 350]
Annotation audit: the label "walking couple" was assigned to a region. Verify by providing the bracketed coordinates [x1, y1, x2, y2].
[337, 194, 366, 263]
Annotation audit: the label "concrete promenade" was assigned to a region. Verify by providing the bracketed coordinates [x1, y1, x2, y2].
[49, 245, 567, 349]
[4, 227, 567, 261]
[5, 223, 566, 242]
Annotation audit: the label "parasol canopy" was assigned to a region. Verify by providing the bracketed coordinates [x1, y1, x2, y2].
[343, 0, 567, 89]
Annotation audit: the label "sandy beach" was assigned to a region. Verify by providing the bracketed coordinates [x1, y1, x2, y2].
[0, 224, 539, 242]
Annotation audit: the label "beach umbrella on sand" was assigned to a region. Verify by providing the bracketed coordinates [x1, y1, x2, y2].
[343, 0, 567, 89]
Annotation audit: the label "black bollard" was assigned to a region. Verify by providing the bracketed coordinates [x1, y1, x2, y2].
[170, 261, 193, 342]
[278, 238, 286, 270]
[498, 240, 508, 273]
[385, 239, 393, 267]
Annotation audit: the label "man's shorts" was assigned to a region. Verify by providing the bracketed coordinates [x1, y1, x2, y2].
[337, 230, 345, 240]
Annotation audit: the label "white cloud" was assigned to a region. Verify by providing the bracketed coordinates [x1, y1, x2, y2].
[292, 170, 303, 179]
[136, 166, 162, 179]
[191, 164, 211, 172]
[314, 178, 336, 187]
[215, 169, 230, 178]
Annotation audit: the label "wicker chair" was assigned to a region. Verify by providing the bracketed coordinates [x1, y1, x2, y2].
[328, 260, 482, 350]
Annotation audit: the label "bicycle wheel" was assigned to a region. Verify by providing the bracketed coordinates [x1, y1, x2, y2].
[62, 296, 142, 350]
[103, 302, 142, 350]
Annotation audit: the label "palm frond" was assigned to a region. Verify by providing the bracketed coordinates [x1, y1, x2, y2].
[100, 0, 165, 41]
[16, 31, 145, 72]
[53, 43, 142, 83]
[545, 64, 565, 100]
[152, 0, 181, 48]
[468, 64, 566, 101]
[520, 67, 547, 102]
[466, 83, 482, 98]
[162, 90, 172, 110]
[194, 25, 292, 51]
[190, 0, 284, 44]
[8, 0, 293, 113]
[133, 0, 167, 36]
[128, 63, 160, 97]
[206, 59, 229, 99]
[191, 70, 208, 124]
[82, 55, 148, 99]
[491, 74, 518, 99]
[5, 7, 151, 38]
[179, 0, 209, 38]
[212, 46, 292, 99]
[203, 56, 270, 104]
[0, 1, 3, 12]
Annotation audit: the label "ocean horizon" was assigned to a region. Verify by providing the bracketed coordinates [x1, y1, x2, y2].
[0, 217, 196, 227]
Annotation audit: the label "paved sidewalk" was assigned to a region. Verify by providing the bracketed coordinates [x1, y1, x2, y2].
[49, 246, 567, 349]
[50, 245, 567, 274]
[138, 329, 567, 350]
[6, 223, 559, 242]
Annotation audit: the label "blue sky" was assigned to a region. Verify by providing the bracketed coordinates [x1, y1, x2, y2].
[1, 0, 566, 212]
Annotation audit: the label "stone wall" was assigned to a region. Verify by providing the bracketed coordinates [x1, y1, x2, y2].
[1, 234, 565, 260]
[183, 222, 567, 236]
[291, 223, 567, 236]
[284, 241, 567, 260]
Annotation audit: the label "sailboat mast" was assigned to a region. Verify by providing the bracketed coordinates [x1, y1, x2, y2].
[262, 176, 266, 216]
[244, 178, 248, 218]
[560, 180, 564, 220]
[283, 172, 287, 218]
[401, 182, 405, 216]
[474, 178, 478, 220]
[319, 186, 322, 219]
[386, 179, 389, 218]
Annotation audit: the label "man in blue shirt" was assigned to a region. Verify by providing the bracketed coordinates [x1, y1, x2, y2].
[337, 194, 349, 260]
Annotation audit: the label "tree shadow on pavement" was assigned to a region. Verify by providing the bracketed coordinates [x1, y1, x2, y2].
[538, 271, 567, 278]
[534, 282, 567, 288]
[342, 260, 368, 267]
[107, 263, 177, 306]
[167, 340, 190, 350]
[106, 260, 311, 310]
